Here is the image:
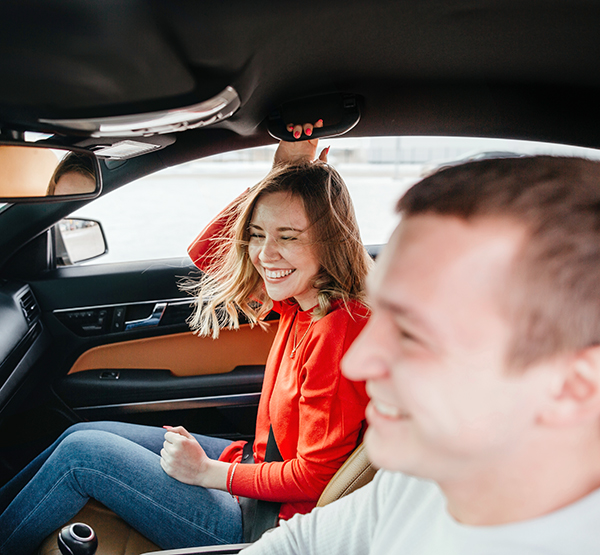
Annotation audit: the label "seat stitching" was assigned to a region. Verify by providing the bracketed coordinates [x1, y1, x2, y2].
[338, 463, 374, 497]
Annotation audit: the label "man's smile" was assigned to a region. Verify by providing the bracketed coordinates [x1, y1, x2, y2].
[370, 399, 410, 420]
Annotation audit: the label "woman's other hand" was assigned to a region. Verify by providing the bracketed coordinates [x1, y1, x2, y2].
[160, 425, 229, 490]
[274, 119, 329, 165]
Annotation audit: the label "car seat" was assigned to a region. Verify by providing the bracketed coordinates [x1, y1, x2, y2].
[38, 443, 375, 555]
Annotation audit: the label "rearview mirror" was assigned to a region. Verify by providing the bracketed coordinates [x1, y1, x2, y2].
[0, 143, 101, 202]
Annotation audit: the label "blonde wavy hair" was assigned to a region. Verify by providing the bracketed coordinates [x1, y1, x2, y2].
[185, 160, 372, 338]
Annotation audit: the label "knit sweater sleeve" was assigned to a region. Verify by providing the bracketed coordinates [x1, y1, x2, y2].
[187, 190, 248, 271]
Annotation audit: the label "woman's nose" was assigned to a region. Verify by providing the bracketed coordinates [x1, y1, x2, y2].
[259, 237, 280, 262]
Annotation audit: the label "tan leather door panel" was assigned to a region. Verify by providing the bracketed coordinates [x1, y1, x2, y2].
[68, 323, 278, 376]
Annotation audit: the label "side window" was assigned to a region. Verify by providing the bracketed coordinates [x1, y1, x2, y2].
[67, 154, 261, 265]
[68, 137, 600, 265]
[68, 139, 414, 265]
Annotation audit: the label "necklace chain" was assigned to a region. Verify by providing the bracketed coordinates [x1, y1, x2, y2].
[290, 314, 314, 359]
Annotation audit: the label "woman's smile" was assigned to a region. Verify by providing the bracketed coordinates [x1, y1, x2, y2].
[264, 268, 296, 280]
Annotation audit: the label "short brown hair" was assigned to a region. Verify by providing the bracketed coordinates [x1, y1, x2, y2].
[398, 155, 600, 369]
[46, 152, 96, 195]
[188, 160, 372, 337]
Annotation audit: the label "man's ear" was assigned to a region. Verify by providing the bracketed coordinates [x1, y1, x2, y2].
[539, 346, 600, 426]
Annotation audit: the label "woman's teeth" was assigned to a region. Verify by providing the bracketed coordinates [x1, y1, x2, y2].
[266, 269, 295, 279]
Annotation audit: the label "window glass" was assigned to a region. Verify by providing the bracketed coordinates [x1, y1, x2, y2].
[69, 136, 600, 265]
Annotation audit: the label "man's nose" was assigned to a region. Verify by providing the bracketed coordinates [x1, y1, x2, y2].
[342, 314, 390, 382]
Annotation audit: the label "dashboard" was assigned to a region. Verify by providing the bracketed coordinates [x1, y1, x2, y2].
[0, 281, 48, 413]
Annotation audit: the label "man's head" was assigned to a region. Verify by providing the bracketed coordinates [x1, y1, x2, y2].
[343, 156, 600, 492]
[400, 156, 600, 369]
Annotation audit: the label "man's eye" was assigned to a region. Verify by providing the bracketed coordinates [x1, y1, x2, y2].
[397, 326, 417, 343]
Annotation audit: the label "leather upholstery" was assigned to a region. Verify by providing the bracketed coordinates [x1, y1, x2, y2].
[39, 443, 374, 554]
[68, 324, 276, 377]
[316, 443, 376, 507]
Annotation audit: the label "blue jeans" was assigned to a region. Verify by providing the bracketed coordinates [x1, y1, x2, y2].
[0, 422, 243, 555]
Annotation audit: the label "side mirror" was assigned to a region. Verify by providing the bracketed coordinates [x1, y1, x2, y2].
[0, 142, 101, 202]
[55, 218, 108, 266]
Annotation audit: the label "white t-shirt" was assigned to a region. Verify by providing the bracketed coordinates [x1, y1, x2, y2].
[241, 470, 600, 554]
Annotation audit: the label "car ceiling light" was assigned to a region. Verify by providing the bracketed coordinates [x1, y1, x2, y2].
[39, 86, 240, 138]
[90, 140, 163, 159]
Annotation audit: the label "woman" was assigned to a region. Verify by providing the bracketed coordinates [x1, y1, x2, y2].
[0, 132, 372, 554]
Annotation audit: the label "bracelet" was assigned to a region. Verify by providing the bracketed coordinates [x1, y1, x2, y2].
[228, 462, 239, 497]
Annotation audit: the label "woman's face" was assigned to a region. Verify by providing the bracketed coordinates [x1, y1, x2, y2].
[248, 191, 321, 310]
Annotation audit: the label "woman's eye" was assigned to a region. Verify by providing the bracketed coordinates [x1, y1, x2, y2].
[249, 233, 264, 239]
[280, 236, 297, 242]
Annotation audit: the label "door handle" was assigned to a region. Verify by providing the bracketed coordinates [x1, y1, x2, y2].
[124, 302, 167, 330]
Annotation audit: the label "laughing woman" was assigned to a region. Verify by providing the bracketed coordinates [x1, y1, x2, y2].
[0, 132, 372, 554]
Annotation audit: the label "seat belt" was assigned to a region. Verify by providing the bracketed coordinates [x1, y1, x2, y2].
[238, 426, 283, 542]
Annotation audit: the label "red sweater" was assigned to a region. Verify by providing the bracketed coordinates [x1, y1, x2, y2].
[188, 212, 370, 520]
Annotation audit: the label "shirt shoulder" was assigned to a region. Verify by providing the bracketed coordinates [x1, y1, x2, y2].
[314, 299, 370, 341]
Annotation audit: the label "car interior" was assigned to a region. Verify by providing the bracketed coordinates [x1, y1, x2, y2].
[1, 1, 600, 553]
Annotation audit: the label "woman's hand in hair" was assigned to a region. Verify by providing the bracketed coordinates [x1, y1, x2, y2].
[160, 425, 229, 490]
[274, 119, 329, 165]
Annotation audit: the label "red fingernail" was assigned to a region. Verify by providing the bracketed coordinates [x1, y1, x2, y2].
[287, 124, 294, 132]
[305, 128, 312, 136]
[294, 131, 301, 139]
[317, 119, 323, 125]
[325, 146, 331, 155]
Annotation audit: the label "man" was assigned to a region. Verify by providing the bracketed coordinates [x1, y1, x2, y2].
[242, 156, 600, 554]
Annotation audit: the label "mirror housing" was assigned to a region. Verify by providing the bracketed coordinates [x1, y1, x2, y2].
[0, 141, 101, 202]
[55, 218, 108, 266]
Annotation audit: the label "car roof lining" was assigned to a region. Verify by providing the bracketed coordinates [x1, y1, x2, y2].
[2, 0, 600, 273]
[1, 0, 600, 129]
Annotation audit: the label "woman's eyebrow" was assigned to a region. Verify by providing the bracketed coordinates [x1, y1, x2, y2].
[248, 223, 304, 233]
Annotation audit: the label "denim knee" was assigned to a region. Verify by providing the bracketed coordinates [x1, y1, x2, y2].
[51, 430, 119, 471]
[55, 422, 91, 444]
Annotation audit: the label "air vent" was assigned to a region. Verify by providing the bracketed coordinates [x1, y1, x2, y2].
[19, 289, 40, 326]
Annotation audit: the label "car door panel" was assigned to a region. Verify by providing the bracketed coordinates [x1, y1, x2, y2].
[66, 325, 276, 377]
[23, 257, 274, 439]
[31, 259, 189, 314]
[55, 366, 266, 408]
[55, 366, 265, 424]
